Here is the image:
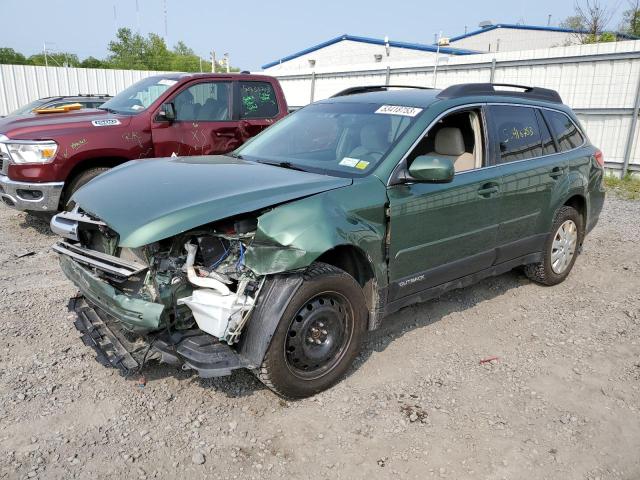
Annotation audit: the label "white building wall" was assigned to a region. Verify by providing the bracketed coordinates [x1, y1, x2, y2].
[450, 28, 578, 53]
[264, 40, 438, 72]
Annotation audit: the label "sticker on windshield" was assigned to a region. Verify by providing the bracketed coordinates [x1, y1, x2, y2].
[157, 79, 178, 86]
[355, 160, 370, 170]
[375, 105, 423, 117]
[339, 157, 360, 167]
[91, 119, 121, 127]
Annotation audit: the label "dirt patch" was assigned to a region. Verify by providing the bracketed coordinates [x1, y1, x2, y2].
[0, 196, 638, 479]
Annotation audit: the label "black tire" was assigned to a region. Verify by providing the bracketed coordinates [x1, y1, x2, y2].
[256, 262, 367, 399]
[63, 167, 110, 206]
[524, 205, 584, 286]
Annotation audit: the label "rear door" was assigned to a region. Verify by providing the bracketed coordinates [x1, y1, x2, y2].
[236, 80, 283, 142]
[485, 104, 565, 263]
[152, 80, 239, 157]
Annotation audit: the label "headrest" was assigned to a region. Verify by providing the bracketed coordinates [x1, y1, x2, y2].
[435, 127, 465, 156]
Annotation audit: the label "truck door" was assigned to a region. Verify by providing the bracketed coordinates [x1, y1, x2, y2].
[236, 80, 283, 142]
[151, 80, 240, 157]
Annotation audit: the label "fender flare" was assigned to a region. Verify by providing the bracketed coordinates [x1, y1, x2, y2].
[236, 272, 304, 367]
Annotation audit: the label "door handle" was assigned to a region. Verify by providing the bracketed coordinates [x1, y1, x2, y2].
[216, 131, 236, 138]
[549, 166, 565, 179]
[478, 183, 499, 197]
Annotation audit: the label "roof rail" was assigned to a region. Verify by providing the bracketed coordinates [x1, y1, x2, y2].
[437, 83, 562, 104]
[331, 85, 432, 98]
[77, 93, 110, 97]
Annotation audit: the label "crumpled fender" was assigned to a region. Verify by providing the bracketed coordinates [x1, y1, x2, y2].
[244, 176, 389, 285]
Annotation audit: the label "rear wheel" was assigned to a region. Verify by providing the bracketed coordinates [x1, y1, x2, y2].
[524, 205, 583, 286]
[63, 167, 110, 206]
[256, 263, 367, 399]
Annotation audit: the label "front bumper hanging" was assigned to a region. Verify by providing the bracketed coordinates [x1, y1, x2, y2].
[68, 296, 252, 378]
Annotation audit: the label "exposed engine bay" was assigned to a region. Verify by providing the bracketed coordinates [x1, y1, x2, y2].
[51, 206, 274, 376]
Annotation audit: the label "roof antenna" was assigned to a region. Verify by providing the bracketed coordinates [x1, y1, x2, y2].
[547, 14, 552, 26]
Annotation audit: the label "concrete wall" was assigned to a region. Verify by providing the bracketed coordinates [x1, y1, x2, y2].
[450, 27, 577, 53]
[0, 64, 168, 117]
[264, 39, 438, 72]
[267, 40, 640, 173]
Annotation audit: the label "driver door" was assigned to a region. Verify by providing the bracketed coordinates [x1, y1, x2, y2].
[386, 107, 502, 302]
[152, 80, 239, 157]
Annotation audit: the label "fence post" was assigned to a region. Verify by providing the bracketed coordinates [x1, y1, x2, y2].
[490, 58, 497, 83]
[309, 71, 316, 104]
[621, 71, 640, 178]
[385, 66, 390, 86]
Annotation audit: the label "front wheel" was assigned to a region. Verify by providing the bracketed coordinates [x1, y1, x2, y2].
[524, 205, 584, 286]
[256, 263, 367, 399]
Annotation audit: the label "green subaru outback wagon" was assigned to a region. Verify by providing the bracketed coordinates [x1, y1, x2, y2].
[51, 83, 605, 398]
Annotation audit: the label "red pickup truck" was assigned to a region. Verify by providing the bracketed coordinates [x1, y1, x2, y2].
[0, 73, 288, 211]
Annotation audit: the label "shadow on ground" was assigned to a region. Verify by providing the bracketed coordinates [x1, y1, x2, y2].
[19, 211, 56, 236]
[118, 269, 528, 399]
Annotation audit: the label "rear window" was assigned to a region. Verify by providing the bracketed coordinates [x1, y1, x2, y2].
[535, 109, 557, 155]
[239, 81, 279, 119]
[542, 110, 584, 152]
[489, 105, 543, 163]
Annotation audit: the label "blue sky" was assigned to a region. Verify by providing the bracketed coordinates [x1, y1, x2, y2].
[0, 0, 622, 70]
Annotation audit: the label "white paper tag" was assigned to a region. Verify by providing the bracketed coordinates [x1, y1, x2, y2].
[375, 105, 423, 117]
[339, 157, 360, 167]
[157, 79, 178, 86]
[91, 119, 121, 127]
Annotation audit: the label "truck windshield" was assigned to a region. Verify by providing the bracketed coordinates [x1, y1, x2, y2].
[99, 76, 178, 114]
[9, 99, 48, 116]
[235, 102, 421, 177]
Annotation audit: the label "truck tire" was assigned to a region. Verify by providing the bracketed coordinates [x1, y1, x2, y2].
[256, 263, 367, 399]
[524, 205, 584, 286]
[63, 167, 110, 206]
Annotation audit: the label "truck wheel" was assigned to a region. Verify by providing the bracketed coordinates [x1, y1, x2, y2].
[63, 167, 110, 206]
[256, 263, 367, 399]
[524, 205, 584, 286]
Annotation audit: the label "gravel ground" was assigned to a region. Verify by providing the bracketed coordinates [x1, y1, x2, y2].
[0, 196, 639, 480]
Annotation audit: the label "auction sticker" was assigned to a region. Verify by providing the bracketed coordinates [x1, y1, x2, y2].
[355, 160, 370, 170]
[375, 105, 423, 117]
[92, 119, 121, 127]
[339, 157, 360, 167]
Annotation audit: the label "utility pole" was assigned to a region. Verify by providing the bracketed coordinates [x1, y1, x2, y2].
[135, 0, 140, 33]
[163, 0, 168, 44]
[211, 50, 216, 72]
[199, 57, 203, 73]
[433, 31, 442, 88]
[43, 42, 48, 67]
[224, 53, 230, 73]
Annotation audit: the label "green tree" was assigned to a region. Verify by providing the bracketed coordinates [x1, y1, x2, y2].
[80, 56, 108, 68]
[620, 0, 640, 36]
[107, 27, 148, 69]
[28, 52, 80, 67]
[561, 1, 617, 44]
[0, 47, 28, 65]
[142, 33, 173, 70]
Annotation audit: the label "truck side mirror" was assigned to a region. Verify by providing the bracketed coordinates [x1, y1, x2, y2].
[156, 103, 176, 123]
[408, 155, 455, 183]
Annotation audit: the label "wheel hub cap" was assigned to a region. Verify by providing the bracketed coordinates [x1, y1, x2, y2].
[551, 219, 578, 274]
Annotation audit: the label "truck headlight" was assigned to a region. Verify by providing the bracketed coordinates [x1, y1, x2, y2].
[6, 141, 58, 164]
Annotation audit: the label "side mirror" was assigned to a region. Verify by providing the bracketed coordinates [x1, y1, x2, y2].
[155, 103, 176, 123]
[407, 155, 455, 183]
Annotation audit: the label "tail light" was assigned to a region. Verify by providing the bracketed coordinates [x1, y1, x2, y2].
[594, 149, 604, 168]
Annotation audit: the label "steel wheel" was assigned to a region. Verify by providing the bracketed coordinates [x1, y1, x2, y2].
[550, 219, 578, 274]
[284, 291, 354, 381]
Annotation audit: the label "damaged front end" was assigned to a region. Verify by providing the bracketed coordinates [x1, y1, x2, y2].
[52, 206, 269, 377]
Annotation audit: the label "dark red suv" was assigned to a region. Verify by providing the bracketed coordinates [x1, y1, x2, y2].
[0, 73, 288, 211]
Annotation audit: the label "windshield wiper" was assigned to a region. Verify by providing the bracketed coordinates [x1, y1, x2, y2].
[257, 160, 307, 172]
[228, 152, 243, 159]
[98, 107, 118, 114]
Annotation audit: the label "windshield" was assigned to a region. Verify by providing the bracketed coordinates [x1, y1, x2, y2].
[9, 99, 48, 116]
[99, 76, 178, 114]
[235, 102, 421, 177]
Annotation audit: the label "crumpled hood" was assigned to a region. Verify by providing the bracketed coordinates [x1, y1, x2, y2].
[71, 155, 352, 247]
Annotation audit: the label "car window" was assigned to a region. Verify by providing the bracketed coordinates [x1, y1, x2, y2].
[236, 102, 418, 177]
[535, 109, 557, 155]
[489, 105, 542, 164]
[173, 81, 231, 122]
[542, 110, 584, 152]
[239, 81, 279, 119]
[407, 108, 484, 173]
